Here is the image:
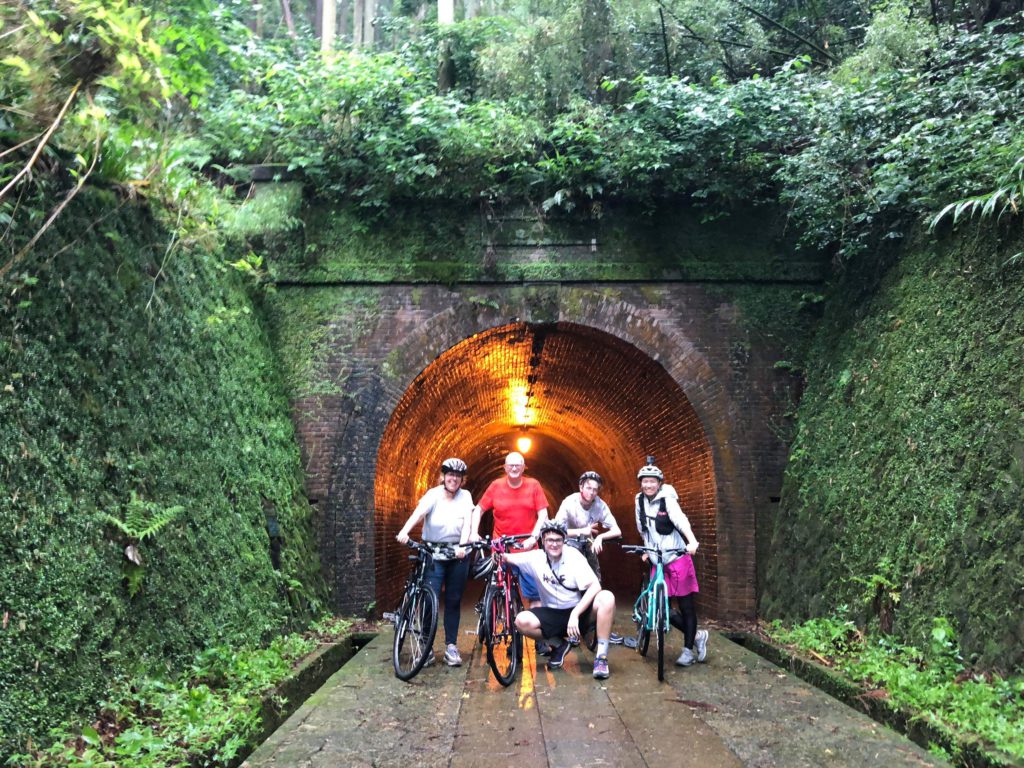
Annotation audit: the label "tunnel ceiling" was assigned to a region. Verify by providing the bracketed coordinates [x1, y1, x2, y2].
[376, 321, 719, 605]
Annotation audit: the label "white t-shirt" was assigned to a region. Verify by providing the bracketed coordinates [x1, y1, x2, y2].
[516, 546, 598, 610]
[415, 486, 473, 545]
[555, 492, 618, 537]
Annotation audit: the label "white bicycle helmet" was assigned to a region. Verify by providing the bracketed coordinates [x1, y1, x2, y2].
[440, 457, 468, 475]
[636, 455, 664, 481]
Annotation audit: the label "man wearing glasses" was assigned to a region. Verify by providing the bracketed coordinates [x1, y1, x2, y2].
[504, 519, 617, 679]
[470, 451, 549, 607]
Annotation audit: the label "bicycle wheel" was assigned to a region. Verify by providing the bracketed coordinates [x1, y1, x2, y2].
[634, 588, 651, 657]
[654, 587, 666, 682]
[484, 588, 520, 686]
[393, 586, 439, 681]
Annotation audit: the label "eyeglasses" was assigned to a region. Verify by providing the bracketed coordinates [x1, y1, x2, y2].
[543, 538, 564, 546]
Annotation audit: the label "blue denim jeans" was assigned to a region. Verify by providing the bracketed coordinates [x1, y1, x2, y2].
[426, 556, 470, 646]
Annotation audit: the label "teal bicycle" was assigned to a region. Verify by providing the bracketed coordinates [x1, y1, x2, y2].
[621, 543, 687, 681]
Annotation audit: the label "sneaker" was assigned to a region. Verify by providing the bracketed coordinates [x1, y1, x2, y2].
[444, 644, 462, 667]
[609, 632, 624, 645]
[592, 655, 610, 679]
[695, 629, 709, 663]
[423, 649, 436, 667]
[547, 640, 572, 669]
[536, 640, 553, 656]
[568, 636, 580, 647]
[675, 647, 695, 667]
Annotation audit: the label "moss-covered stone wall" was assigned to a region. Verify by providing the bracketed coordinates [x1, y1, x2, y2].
[0, 191, 326, 759]
[763, 225, 1024, 672]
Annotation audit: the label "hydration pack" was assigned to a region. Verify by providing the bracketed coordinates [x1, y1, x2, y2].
[637, 495, 690, 544]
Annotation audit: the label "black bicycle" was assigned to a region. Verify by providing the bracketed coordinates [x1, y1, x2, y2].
[390, 540, 453, 681]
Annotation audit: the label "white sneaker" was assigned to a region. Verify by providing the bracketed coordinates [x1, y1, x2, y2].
[444, 644, 462, 666]
[695, 629, 709, 662]
[676, 647, 695, 667]
[423, 649, 436, 667]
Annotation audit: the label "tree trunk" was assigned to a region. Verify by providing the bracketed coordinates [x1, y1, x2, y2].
[353, 0, 364, 46]
[280, 0, 296, 37]
[464, 0, 480, 19]
[581, 0, 613, 101]
[439, 0, 455, 25]
[322, 0, 336, 51]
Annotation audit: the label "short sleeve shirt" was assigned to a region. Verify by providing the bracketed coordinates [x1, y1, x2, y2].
[478, 477, 548, 539]
[416, 485, 474, 544]
[516, 547, 598, 610]
[555, 493, 617, 537]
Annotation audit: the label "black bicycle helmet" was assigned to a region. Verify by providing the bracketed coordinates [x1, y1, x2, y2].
[636, 455, 664, 481]
[471, 551, 494, 580]
[440, 457, 468, 475]
[538, 519, 568, 540]
[578, 470, 603, 486]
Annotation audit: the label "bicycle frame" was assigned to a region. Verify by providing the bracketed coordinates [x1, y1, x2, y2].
[390, 540, 453, 681]
[622, 543, 687, 680]
[480, 533, 530, 686]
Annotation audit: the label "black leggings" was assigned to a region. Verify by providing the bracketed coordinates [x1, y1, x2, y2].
[670, 594, 698, 649]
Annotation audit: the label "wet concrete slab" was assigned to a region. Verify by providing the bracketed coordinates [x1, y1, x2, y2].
[243, 605, 948, 768]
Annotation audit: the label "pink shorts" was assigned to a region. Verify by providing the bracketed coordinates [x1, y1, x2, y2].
[652, 554, 699, 597]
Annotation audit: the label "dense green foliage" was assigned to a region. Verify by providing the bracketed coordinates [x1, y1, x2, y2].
[769, 616, 1024, 762]
[763, 225, 1024, 671]
[0, 192, 325, 758]
[4, 0, 1024, 760]
[8, 616, 352, 768]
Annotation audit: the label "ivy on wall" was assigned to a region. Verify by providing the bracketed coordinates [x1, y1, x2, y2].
[763, 224, 1024, 672]
[0, 191, 326, 759]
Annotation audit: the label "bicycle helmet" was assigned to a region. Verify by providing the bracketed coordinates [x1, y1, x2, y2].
[578, 470, 603, 487]
[471, 551, 494, 580]
[538, 519, 568, 540]
[637, 455, 664, 481]
[440, 457, 468, 475]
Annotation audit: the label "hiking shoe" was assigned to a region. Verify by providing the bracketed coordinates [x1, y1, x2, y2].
[609, 632, 624, 645]
[547, 640, 572, 669]
[423, 650, 436, 667]
[695, 629, 709, 663]
[444, 644, 462, 666]
[592, 655, 610, 679]
[676, 647, 695, 667]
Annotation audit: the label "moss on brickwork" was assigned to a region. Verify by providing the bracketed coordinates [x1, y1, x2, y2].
[0, 191, 326, 758]
[265, 199, 823, 284]
[260, 287, 382, 398]
[763, 225, 1024, 671]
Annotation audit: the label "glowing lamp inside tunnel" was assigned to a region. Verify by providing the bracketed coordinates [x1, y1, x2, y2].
[516, 436, 532, 454]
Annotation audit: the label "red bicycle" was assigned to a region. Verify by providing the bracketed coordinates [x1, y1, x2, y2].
[475, 534, 530, 687]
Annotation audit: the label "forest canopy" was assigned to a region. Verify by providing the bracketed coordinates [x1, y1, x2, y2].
[2, 0, 1023, 276]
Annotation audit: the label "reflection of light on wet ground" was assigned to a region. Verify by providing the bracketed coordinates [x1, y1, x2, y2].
[517, 641, 536, 709]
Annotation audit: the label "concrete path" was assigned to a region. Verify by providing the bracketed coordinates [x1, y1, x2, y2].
[243, 606, 947, 768]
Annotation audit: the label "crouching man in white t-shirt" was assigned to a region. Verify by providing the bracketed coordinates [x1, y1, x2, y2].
[504, 519, 616, 679]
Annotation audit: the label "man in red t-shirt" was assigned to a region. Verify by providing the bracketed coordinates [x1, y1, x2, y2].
[470, 451, 549, 605]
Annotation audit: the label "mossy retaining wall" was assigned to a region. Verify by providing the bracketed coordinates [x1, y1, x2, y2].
[0, 191, 326, 759]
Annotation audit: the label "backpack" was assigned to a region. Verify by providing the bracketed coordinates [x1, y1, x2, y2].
[637, 494, 691, 545]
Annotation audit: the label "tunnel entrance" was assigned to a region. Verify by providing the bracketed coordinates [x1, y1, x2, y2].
[374, 321, 718, 616]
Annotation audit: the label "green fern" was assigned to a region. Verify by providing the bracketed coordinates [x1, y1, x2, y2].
[932, 157, 1024, 229]
[102, 492, 184, 542]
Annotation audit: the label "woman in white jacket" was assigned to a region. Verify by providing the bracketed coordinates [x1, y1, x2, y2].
[634, 458, 709, 666]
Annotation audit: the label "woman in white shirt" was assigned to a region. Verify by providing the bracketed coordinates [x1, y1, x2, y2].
[396, 458, 473, 667]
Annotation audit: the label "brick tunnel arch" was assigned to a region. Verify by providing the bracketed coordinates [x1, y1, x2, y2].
[374, 321, 717, 615]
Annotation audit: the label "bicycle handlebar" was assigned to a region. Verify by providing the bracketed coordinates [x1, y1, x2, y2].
[404, 540, 458, 559]
[619, 543, 689, 558]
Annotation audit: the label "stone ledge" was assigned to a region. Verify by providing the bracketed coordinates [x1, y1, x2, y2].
[234, 631, 378, 767]
[726, 632, 1016, 768]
